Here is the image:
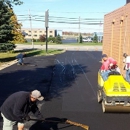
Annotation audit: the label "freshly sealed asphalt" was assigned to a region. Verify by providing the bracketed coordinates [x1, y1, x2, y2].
[0, 51, 130, 130]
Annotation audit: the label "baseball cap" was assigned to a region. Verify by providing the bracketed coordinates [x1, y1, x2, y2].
[102, 54, 107, 58]
[31, 90, 44, 101]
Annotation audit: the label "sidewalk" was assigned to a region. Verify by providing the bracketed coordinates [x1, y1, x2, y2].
[15, 44, 102, 51]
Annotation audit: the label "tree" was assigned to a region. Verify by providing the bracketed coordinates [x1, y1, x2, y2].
[10, 9, 25, 43]
[0, 43, 16, 52]
[93, 33, 98, 43]
[55, 34, 62, 44]
[39, 34, 46, 42]
[48, 36, 55, 43]
[79, 34, 83, 43]
[0, 1, 14, 43]
[0, 1, 24, 44]
[3, 0, 23, 7]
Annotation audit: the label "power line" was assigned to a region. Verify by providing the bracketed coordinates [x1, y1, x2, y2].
[17, 14, 103, 20]
[15, 10, 108, 14]
[16, 12, 103, 32]
[17, 19, 103, 24]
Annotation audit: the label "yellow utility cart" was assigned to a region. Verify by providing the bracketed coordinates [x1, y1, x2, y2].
[97, 71, 130, 113]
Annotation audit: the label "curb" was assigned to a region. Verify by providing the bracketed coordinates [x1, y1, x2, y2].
[0, 60, 17, 71]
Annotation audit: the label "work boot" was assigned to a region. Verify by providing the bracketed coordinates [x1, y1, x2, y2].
[17, 63, 22, 65]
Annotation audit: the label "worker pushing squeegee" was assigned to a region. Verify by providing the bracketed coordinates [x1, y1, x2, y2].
[0, 90, 89, 130]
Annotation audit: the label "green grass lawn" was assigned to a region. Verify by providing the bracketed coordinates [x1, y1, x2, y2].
[0, 49, 64, 65]
[21, 42, 56, 45]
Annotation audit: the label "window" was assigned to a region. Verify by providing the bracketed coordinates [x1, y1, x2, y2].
[49, 31, 52, 33]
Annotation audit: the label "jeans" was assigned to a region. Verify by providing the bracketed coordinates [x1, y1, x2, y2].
[1, 113, 16, 130]
[1, 113, 24, 130]
[126, 69, 130, 83]
[18, 58, 23, 64]
[101, 70, 111, 81]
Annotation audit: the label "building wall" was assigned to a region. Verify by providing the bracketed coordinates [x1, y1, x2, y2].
[127, 0, 130, 4]
[103, 3, 130, 74]
[62, 32, 93, 39]
[21, 28, 56, 40]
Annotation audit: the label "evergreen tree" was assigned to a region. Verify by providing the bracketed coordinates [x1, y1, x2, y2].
[55, 34, 62, 44]
[0, 1, 14, 43]
[79, 34, 83, 43]
[93, 33, 98, 43]
[3, 0, 23, 7]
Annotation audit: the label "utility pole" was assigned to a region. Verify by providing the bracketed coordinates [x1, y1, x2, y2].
[45, 10, 49, 53]
[78, 16, 80, 43]
[29, 9, 34, 49]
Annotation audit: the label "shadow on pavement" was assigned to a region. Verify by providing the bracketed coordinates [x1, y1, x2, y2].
[0, 66, 54, 106]
[46, 54, 91, 100]
[28, 117, 71, 130]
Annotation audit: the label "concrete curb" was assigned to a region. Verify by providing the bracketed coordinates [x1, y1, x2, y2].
[0, 60, 17, 71]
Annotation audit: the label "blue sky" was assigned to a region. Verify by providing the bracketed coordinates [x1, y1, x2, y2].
[13, 0, 126, 33]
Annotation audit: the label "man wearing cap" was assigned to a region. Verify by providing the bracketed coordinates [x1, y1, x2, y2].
[0, 90, 44, 130]
[100, 54, 117, 81]
[123, 53, 130, 83]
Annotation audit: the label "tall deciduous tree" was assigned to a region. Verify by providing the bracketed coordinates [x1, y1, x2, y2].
[10, 9, 25, 43]
[0, 1, 24, 43]
[39, 34, 46, 42]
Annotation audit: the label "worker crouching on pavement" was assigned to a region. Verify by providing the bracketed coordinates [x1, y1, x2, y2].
[123, 53, 130, 83]
[100, 54, 119, 81]
[0, 90, 44, 130]
[16, 53, 26, 65]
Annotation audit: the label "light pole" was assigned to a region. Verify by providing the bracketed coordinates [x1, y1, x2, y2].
[45, 10, 49, 53]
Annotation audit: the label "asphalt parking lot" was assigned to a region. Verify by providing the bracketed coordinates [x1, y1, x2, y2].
[0, 50, 130, 130]
[0, 54, 56, 130]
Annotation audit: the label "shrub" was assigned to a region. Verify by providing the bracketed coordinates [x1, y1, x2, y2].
[0, 43, 16, 52]
[48, 36, 55, 43]
[55, 34, 62, 44]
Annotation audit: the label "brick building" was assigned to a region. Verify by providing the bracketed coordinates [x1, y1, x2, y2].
[127, 0, 130, 3]
[103, 2, 130, 74]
